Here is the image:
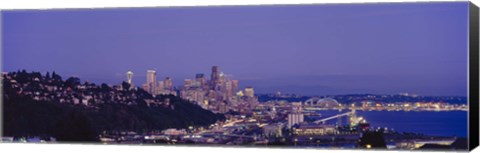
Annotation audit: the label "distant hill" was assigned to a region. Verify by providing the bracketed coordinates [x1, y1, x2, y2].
[257, 93, 467, 104]
[2, 70, 225, 142]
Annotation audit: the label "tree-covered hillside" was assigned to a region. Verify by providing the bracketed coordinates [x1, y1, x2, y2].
[2, 70, 225, 142]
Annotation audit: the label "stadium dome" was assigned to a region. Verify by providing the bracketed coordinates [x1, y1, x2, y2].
[317, 98, 340, 108]
[304, 97, 340, 108]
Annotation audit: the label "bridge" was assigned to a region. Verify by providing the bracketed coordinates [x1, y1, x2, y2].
[313, 109, 363, 126]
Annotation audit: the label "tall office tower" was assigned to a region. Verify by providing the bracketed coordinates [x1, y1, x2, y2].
[164, 77, 173, 90]
[231, 80, 239, 94]
[244, 87, 255, 98]
[146, 70, 156, 85]
[195, 73, 206, 88]
[157, 80, 164, 93]
[219, 72, 225, 83]
[184, 79, 192, 88]
[210, 66, 220, 90]
[146, 70, 157, 94]
[225, 81, 233, 99]
[196, 73, 204, 79]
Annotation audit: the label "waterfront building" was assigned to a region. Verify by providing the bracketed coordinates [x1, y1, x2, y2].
[244, 87, 255, 98]
[263, 123, 284, 138]
[293, 123, 337, 136]
[288, 113, 304, 128]
[162, 128, 187, 136]
[291, 102, 303, 113]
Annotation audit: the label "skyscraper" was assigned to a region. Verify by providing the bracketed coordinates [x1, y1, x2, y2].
[225, 81, 233, 99]
[231, 80, 239, 94]
[196, 73, 206, 89]
[157, 80, 164, 93]
[210, 66, 220, 90]
[196, 73, 204, 79]
[146, 70, 156, 94]
[147, 70, 156, 84]
[164, 77, 173, 91]
[184, 79, 192, 88]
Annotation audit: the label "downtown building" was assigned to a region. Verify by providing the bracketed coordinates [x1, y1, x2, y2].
[140, 70, 176, 96]
[179, 66, 259, 114]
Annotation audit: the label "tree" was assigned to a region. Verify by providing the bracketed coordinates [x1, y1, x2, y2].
[65, 77, 81, 88]
[54, 110, 98, 142]
[46, 72, 51, 79]
[358, 131, 387, 149]
[52, 71, 62, 81]
[101, 83, 111, 92]
[121, 81, 131, 91]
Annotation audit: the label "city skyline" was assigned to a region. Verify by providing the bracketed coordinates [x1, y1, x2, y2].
[1, 2, 473, 149]
[3, 2, 469, 96]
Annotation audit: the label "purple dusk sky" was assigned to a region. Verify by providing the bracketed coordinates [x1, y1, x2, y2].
[2, 2, 469, 96]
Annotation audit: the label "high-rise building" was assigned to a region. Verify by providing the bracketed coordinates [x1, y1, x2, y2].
[208, 90, 217, 100]
[196, 73, 204, 79]
[157, 80, 164, 93]
[195, 73, 206, 88]
[210, 66, 220, 90]
[244, 87, 255, 98]
[217, 101, 228, 114]
[225, 81, 233, 99]
[184, 79, 192, 88]
[231, 80, 239, 94]
[147, 70, 156, 84]
[146, 70, 156, 94]
[164, 77, 173, 90]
